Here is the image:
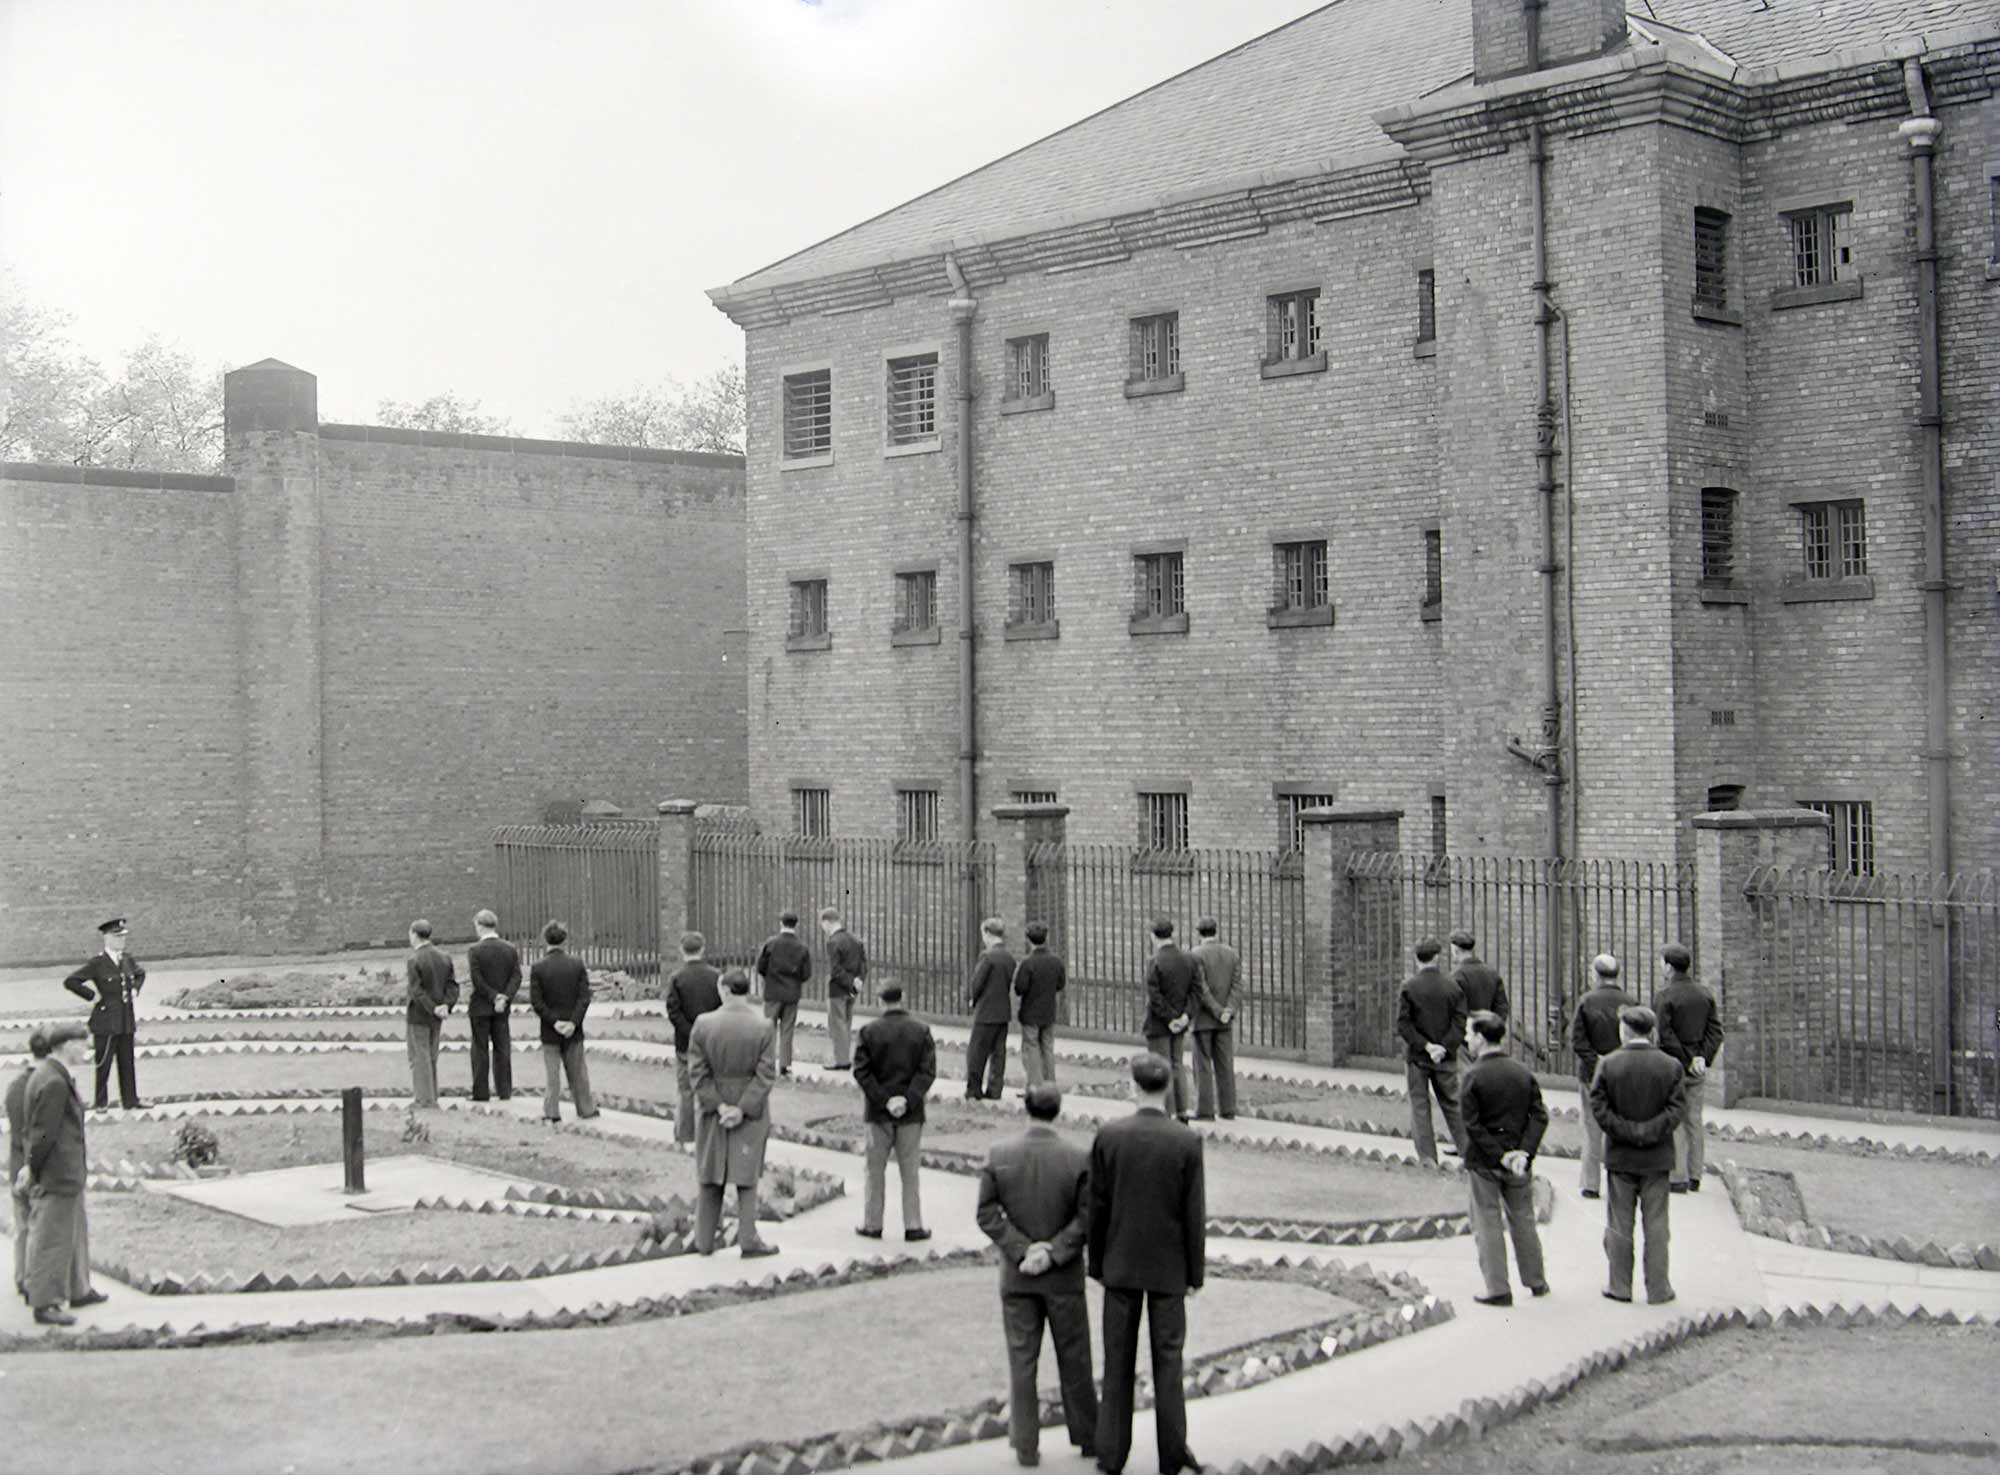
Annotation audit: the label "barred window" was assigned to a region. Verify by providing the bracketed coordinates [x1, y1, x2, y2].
[896, 789, 939, 844]
[1265, 289, 1320, 364]
[1800, 501, 1866, 580]
[1423, 528, 1443, 614]
[1700, 488, 1737, 584]
[1011, 789, 1058, 806]
[1009, 561, 1056, 626]
[1417, 269, 1436, 344]
[1138, 791, 1189, 852]
[893, 570, 936, 633]
[1799, 799, 1875, 876]
[1694, 209, 1730, 311]
[1007, 335, 1050, 401]
[1136, 551, 1184, 618]
[788, 579, 829, 638]
[1273, 540, 1329, 611]
[886, 353, 938, 445]
[793, 788, 831, 839]
[1787, 206, 1850, 288]
[782, 370, 832, 459]
[1129, 312, 1179, 382]
[1282, 792, 1335, 854]
[1429, 795, 1448, 857]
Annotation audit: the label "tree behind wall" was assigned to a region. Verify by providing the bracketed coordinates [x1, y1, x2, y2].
[559, 364, 745, 455]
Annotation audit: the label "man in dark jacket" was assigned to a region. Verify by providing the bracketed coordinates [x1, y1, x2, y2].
[977, 1082, 1097, 1468]
[1142, 917, 1202, 1121]
[1653, 943, 1723, 1193]
[1395, 936, 1468, 1164]
[530, 921, 596, 1122]
[404, 918, 458, 1109]
[965, 917, 1017, 1100]
[753, 912, 813, 1076]
[664, 931, 724, 1144]
[1189, 916, 1239, 1121]
[1012, 922, 1066, 1088]
[19, 1024, 105, 1324]
[1569, 952, 1635, 1198]
[819, 907, 869, 1071]
[8, 1045, 40, 1301]
[1449, 929, 1509, 1024]
[853, 983, 937, 1241]
[1088, 1052, 1204, 1475]
[1459, 1011, 1549, 1306]
[1589, 1005, 1686, 1305]
[62, 916, 145, 1110]
[466, 908, 521, 1103]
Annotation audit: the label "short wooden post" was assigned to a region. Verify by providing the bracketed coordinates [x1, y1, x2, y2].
[342, 1086, 366, 1193]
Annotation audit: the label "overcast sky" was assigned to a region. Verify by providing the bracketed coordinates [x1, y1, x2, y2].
[2, 0, 1328, 431]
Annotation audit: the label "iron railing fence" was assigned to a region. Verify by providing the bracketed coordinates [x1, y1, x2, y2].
[1745, 865, 1999, 1119]
[1344, 851, 1698, 1072]
[491, 822, 660, 977]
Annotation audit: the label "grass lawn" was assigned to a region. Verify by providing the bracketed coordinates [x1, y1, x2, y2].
[1718, 1138, 2000, 1249]
[0, 1266, 1359, 1475]
[1397, 1324, 2000, 1474]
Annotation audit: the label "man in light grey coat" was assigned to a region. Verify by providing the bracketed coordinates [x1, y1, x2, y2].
[19, 1024, 106, 1325]
[685, 969, 781, 1258]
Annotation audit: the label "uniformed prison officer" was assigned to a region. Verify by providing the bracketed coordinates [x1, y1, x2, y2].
[61, 917, 146, 1111]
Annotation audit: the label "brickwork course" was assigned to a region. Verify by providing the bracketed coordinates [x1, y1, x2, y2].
[0, 360, 747, 964]
[711, 0, 1999, 879]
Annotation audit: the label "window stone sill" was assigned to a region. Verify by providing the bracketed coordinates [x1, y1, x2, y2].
[1000, 392, 1055, 416]
[1129, 612, 1190, 636]
[890, 626, 941, 646]
[1124, 373, 1185, 400]
[884, 438, 942, 459]
[1420, 601, 1442, 624]
[1781, 575, 1875, 604]
[1699, 584, 1751, 606]
[1413, 339, 1437, 360]
[785, 632, 833, 652]
[1004, 620, 1060, 642]
[1692, 302, 1744, 326]
[1266, 605, 1334, 629]
[1986, 260, 2000, 282]
[1259, 352, 1327, 381]
[781, 453, 834, 472]
[1770, 279, 1863, 311]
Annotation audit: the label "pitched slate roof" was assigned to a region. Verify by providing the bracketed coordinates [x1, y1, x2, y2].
[717, 0, 1988, 297]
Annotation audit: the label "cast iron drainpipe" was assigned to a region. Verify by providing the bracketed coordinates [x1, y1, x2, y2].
[1899, 63, 1955, 1113]
[944, 256, 979, 908]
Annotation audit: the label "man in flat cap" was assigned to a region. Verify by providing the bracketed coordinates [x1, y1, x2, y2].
[1569, 953, 1634, 1200]
[752, 911, 812, 1077]
[1449, 930, 1509, 1025]
[1142, 917, 1202, 1122]
[1396, 936, 1468, 1164]
[1652, 943, 1722, 1194]
[62, 917, 146, 1110]
[18, 1023, 107, 1325]
[966, 917, 1017, 1100]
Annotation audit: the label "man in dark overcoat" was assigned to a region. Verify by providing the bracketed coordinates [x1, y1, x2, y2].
[686, 969, 780, 1257]
[752, 911, 812, 1076]
[1395, 936, 1468, 1163]
[529, 920, 596, 1121]
[965, 917, 1016, 1100]
[1589, 1005, 1686, 1305]
[1141, 917, 1202, 1121]
[664, 930, 723, 1144]
[62, 917, 145, 1110]
[466, 908, 521, 1103]
[1459, 1010, 1549, 1306]
[819, 907, 869, 1071]
[853, 982, 936, 1241]
[19, 1024, 106, 1325]
[977, 1082, 1097, 1468]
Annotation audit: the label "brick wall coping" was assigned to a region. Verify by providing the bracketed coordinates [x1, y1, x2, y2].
[2, 462, 235, 493]
[1691, 810, 1832, 831]
[316, 423, 743, 470]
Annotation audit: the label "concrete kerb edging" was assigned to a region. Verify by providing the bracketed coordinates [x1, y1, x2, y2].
[1715, 1159, 2000, 1273]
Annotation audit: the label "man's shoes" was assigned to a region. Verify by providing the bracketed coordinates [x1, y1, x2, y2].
[1670, 1182, 1688, 1194]
[1166, 1450, 1202, 1474]
[69, 1290, 109, 1309]
[780, 1068, 794, 1078]
[905, 1228, 932, 1242]
[1014, 1450, 1040, 1468]
[825, 1062, 850, 1071]
[1473, 1292, 1513, 1307]
[1528, 1283, 1551, 1297]
[544, 1116, 562, 1126]
[1602, 1289, 1633, 1303]
[1648, 1291, 1678, 1306]
[1581, 1188, 1601, 1200]
[577, 1111, 602, 1120]
[123, 1101, 146, 1111]
[855, 1227, 883, 1240]
[1688, 1178, 1701, 1193]
[740, 1242, 781, 1259]
[1218, 1113, 1236, 1120]
[33, 1305, 76, 1326]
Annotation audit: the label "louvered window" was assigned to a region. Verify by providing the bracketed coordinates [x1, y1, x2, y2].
[886, 354, 938, 445]
[1700, 488, 1737, 585]
[1417, 270, 1437, 343]
[782, 370, 832, 459]
[1694, 209, 1730, 310]
[1011, 790, 1058, 806]
[1129, 313, 1179, 382]
[1423, 529, 1443, 615]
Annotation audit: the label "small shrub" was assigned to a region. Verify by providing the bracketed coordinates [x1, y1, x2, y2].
[171, 1121, 221, 1169]
[399, 1110, 432, 1146]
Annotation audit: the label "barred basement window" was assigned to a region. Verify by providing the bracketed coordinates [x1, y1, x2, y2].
[1799, 799, 1875, 876]
[1787, 206, 1850, 288]
[1706, 784, 1744, 812]
[1129, 312, 1180, 382]
[1007, 335, 1050, 401]
[782, 370, 832, 459]
[1009, 561, 1056, 626]
[1800, 501, 1866, 581]
[1430, 795, 1448, 858]
[793, 788, 831, 839]
[1138, 791, 1189, 852]
[1011, 790, 1058, 807]
[1700, 488, 1737, 585]
[893, 570, 936, 633]
[1273, 540, 1329, 610]
[896, 789, 940, 845]
[1422, 528, 1443, 618]
[1265, 290, 1320, 363]
[1136, 550, 1184, 618]
[1417, 269, 1437, 344]
[788, 578, 829, 637]
[1694, 209, 1730, 311]
[1283, 793, 1335, 854]
[886, 353, 938, 445]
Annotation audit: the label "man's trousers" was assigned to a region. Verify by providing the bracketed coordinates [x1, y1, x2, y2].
[862, 1119, 925, 1234]
[92, 1031, 138, 1109]
[695, 1183, 766, 1254]
[11, 1187, 30, 1295]
[764, 1000, 799, 1072]
[1143, 1030, 1191, 1118]
[406, 1018, 443, 1108]
[541, 1037, 596, 1120]
[1096, 1286, 1192, 1475]
[469, 1011, 513, 1101]
[966, 1021, 1008, 1098]
[1192, 1027, 1235, 1118]
[673, 1053, 698, 1144]
[23, 1190, 92, 1309]
[1468, 1169, 1546, 1299]
[1671, 1071, 1707, 1186]
[826, 993, 855, 1068]
[1404, 1059, 1465, 1164]
[1002, 1285, 1097, 1460]
[1580, 1099, 1605, 1193]
[1604, 1170, 1673, 1302]
[1019, 1023, 1059, 1087]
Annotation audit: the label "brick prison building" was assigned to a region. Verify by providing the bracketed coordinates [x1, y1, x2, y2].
[709, 0, 1998, 881]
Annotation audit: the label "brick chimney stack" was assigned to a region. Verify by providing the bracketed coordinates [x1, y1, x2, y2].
[1472, 0, 1628, 83]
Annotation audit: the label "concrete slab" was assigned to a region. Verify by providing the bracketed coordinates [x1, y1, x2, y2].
[152, 1153, 533, 1225]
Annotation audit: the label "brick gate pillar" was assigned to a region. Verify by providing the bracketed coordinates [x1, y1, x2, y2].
[656, 799, 700, 948]
[990, 802, 1069, 946]
[1691, 808, 1829, 1106]
[1301, 806, 1404, 1064]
